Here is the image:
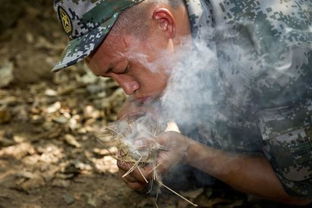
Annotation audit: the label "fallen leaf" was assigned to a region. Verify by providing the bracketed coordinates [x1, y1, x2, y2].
[63, 193, 75, 205]
[0, 61, 14, 88]
[52, 179, 70, 188]
[0, 107, 11, 124]
[64, 134, 81, 148]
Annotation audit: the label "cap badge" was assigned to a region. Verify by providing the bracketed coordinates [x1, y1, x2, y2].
[58, 7, 73, 35]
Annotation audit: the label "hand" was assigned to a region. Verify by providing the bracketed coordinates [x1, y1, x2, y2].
[117, 131, 192, 192]
[117, 159, 152, 192]
[151, 131, 191, 174]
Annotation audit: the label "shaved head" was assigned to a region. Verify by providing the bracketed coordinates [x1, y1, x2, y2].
[110, 0, 184, 38]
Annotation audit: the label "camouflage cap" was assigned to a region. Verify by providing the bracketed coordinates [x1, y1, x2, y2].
[52, 0, 144, 72]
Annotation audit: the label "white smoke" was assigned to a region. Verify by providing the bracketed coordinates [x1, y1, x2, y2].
[160, 38, 220, 127]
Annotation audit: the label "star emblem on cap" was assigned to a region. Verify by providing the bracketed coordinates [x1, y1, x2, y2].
[58, 7, 73, 35]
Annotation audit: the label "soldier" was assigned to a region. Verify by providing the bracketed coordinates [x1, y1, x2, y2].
[52, 0, 312, 205]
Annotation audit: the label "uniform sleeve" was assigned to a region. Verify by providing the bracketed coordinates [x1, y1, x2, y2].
[258, 101, 312, 197]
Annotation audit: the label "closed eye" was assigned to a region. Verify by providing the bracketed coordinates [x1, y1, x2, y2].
[124, 64, 130, 74]
[113, 64, 130, 74]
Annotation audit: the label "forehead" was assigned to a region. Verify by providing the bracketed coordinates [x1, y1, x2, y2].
[96, 31, 149, 62]
[87, 34, 127, 65]
[105, 32, 126, 49]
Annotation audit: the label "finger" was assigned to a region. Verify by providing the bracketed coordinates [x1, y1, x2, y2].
[117, 160, 153, 183]
[125, 164, 153, 183]
[118, 163, 139, 183]
[118, 161, 147, 182]
[118, 169, 138, 183]
[126, 181, 147, 192]
[121, 171, 148, 192]
[117, 160, 134, 171]
[127, 166, 153, 183]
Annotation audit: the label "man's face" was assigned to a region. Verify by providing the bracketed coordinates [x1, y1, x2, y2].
[86, 29, 175, 103]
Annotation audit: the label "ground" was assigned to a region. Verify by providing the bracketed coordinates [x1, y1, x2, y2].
[0, 1, 309, 208]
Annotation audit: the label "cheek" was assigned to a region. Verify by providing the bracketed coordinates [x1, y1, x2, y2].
[145, 71, 169, 92]
[130, 58, 170, 92]
[157, 73, 169, 90]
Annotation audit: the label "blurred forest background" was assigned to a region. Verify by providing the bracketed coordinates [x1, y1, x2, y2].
[0, 1, 310, 208]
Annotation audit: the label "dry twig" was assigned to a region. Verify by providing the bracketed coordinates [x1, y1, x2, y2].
[98, 118, 197, 207]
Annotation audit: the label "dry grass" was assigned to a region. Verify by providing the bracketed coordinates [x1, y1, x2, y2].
[97, 116, 198, 207]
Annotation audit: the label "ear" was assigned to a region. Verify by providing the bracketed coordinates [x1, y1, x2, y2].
[152, 8, 176, 39]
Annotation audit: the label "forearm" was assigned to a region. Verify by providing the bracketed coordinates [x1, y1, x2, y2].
[185, 140, 311, 205]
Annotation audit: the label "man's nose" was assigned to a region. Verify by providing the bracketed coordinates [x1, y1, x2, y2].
[111, 74, 139, 95]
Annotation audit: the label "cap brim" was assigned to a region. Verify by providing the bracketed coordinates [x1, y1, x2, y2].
[52, 14, 119, 72]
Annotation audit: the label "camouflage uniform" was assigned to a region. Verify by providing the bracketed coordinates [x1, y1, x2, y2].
[183, 0, 312, 197]
[52, 0, 312, 197]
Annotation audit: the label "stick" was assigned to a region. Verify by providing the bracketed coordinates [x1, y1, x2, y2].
[147, 163, 161, 176]
[158, 181, 198, 207]
[122, 156, 142, 178]
[105, 126, 126, 138]
[137, 166, 149, 184]
[153, 199, 159, 208]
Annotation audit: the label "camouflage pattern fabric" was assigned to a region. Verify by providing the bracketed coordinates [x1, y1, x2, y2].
[52, 0, 312, 197]
[184, 0, 214, 40]
[52, 0, 144, 71]
[259, 100, 312, 197]
[185, 0, 312, 197]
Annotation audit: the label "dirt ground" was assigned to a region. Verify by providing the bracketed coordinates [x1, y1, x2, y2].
[0, 2, 310, 208]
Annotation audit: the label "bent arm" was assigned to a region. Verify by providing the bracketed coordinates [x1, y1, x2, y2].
[185, 139, 312, 205]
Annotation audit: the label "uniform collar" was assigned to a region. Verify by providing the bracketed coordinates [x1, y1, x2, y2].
[184, 0, 214, 40]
